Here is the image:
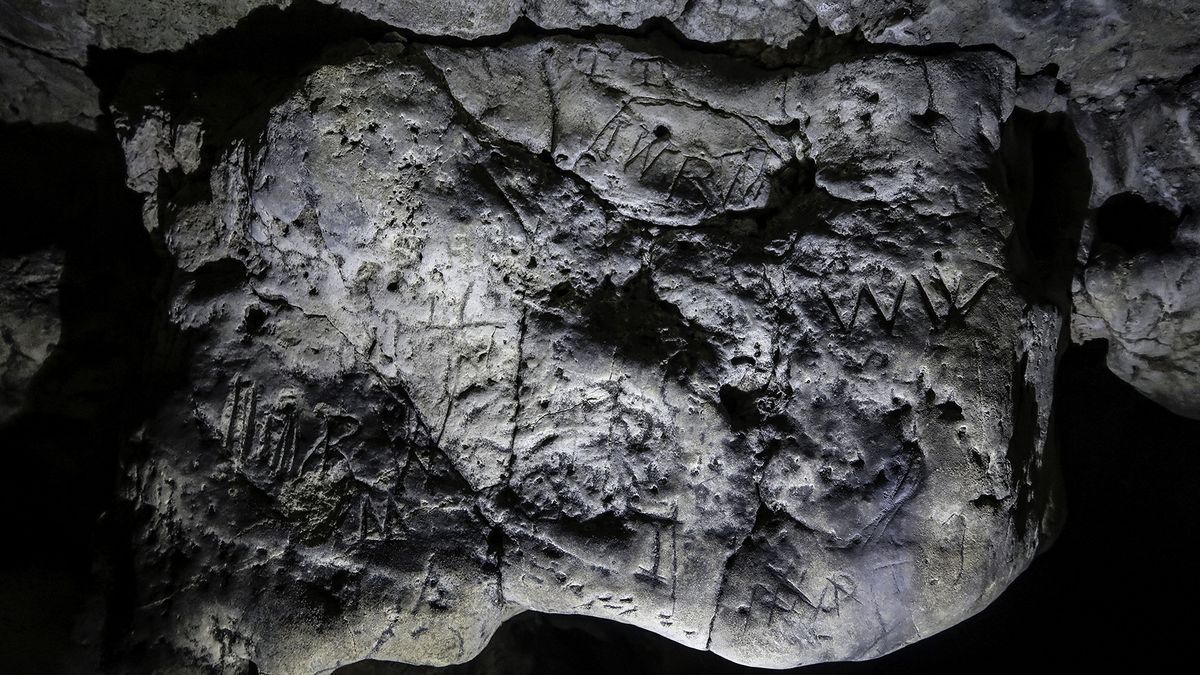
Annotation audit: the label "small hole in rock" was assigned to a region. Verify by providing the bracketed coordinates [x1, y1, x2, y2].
[1094, 192, 1180, 254]
[243, 306, 267, 334]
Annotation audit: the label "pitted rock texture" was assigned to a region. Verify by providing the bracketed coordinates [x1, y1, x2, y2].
[2, 0, 1199, 673]
[1070, 73, 1200, 419]
[1074, 244, 1200, 420]
[110, 32, 1069, 672]
[6, 1, 1200, 123]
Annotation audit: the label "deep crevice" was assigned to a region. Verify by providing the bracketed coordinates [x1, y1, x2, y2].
[995, 108, 1092, 311]
[1092, 192, 1182, 255]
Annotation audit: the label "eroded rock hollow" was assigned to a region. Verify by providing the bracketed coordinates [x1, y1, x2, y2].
[2, 1, 1198, 672]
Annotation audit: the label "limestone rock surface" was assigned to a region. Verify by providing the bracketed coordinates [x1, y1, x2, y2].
[7, 1, 1198, 127]
[1071, 73, 1200, 419]
[110, 31, 1068, 672]
[1, 0, 1198, 672]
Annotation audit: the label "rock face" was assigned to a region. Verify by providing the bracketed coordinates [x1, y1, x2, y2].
[0, 0, 99, 128]
[0, 250, 63, 424]
[1, 0, 1198, 673]
[1071, 75, 1200, 420]
[112, 31, 1066, 672]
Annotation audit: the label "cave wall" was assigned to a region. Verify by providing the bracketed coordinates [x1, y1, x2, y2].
[0, 1, 1197, 673]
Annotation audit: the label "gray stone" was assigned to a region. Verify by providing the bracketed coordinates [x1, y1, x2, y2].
[58, 1, 1200, 103]
[0, 42, 100, 128]
[113, 33, 1066, 671]
[1073, 244, 1200, 420]
[85, 0, 284, 51]
[0, 0, 97, 126]
[1071, 74, 1200, 419]
[2, 0, 1197, 671]
[850, 1, 1200, 100]
[0, 250, 63, 424]
[0, 0, 94, 63]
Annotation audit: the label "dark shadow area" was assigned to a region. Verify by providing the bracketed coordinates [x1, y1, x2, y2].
[1092, 192, 1181, 254]
[86, 0, 399, 185]
[998, 109, 1092, 310]
[335, 340, 1200, 675]
[0, 121, 167, 673]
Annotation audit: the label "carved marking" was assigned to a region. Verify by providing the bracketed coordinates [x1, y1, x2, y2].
[913, 269, 997, 326]
[766, 563, 817, 612]
[820, 279, 907, 333]
[814, 573, 861, 617]
[410, 555, 438, 614]
[817, 267, 997, 333]
[622, 127, 664, 173]
[353, 493, 408, 545]
[631, 57, 669, 87]
[572, 46, 619, 79]
[224, 374, 375, 491]
[943, 513, 967, 583]
[667, 154, 715, 203]
[741, 564, 821, 631]
[297, 413, 359, 475]
[873, 558, 914, 599]
[261, 402, 299, 478]
[747, 583, 800, 628]
[580, 107, 631, 164]
[574, 99, 777, 215]
[224, 377, 258, 462]
[634, 506, 679, 613]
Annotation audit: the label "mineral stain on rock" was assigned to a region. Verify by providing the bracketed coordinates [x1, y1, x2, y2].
[0, 0, 1198, 673]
